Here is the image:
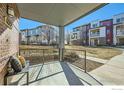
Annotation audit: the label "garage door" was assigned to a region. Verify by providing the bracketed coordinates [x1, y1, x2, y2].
[119, 38, 124, 45]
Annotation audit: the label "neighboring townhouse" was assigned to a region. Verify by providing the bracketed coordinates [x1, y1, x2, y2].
[70, 24, 90, 45]
[89, 20, 106, 46]
[113, 13, 124, 45]
[21, 29, 28, 44]
[70, 28, 81, 45]
[70, 13, 124, 46]
[89, 19, 113, 46]
[40, 25, 57, 45]
[20, 25, 58, 45]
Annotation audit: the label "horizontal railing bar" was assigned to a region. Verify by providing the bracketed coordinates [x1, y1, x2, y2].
[20, 48, 86, 52]
[64, 48, 86, 52]
[20, 48, 59, 50]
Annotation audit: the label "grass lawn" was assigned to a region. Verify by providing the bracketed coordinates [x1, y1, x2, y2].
[19, 45, 55, 49]
[65, 45, 122, 60]
[69, 58, 103, 72]
[20, 45, 122, 60]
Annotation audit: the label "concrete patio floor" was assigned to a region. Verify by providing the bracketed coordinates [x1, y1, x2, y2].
[7, 61, 102, 85]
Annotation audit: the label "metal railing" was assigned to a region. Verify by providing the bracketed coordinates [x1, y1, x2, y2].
[90, 33, 100, 37]
[19, 48, 104, 85]
[19, 48, 87, 73]
[19, 48, 59, 65]
[116, 31, 124, 35]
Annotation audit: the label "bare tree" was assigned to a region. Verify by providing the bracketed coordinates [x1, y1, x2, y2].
[66, 30, 70, 45]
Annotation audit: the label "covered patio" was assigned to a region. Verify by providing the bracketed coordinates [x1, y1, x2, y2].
[7, 61, 102, 85]
[7, 3, 107, 85]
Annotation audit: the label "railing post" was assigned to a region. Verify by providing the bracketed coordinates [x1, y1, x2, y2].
[43, 49, 45, 63]
[58, 48, 60, 61]
[84, 50, 87, 73]
[59, 48, 60, 61]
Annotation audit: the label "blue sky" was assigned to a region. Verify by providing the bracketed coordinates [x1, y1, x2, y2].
[19, 3, 124, 32]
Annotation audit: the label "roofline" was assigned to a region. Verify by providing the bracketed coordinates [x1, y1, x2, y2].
[90, 18, 113, 24]
[113, 12, 124, 17]
[20, 24, 55, 31]
[21, 29, 28, 31]
[73, 18, 113, 30]
[21, 27, 37, 31]
[64, 3, 108, 26]
[113, 22, 124, 25]
[100, 18, 113, 22]
[73, 23, 90, 29]
[89, 26, 106, 30]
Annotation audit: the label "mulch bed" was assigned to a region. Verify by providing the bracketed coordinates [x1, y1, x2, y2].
[69, 58, 103, 72]
[25, 55, 59, 65]
[64, 52, 103, 72]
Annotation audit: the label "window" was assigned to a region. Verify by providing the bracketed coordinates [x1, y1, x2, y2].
[31, 30, 33, 35]
[116, 26, 121, 30]
[22, 32, 25, 35]
[76, 27, 81, 31]
[121, 17, 124, 22]
[116, 17, 124, 23]
[92, 23, 98, 28]
[28, 31, 30, 35]
[92, 24, 95, 28]
[107, 30, 110, 34]
[116, 18, 121, 23]
[106, 23, 110, 26]
[73, 28, 77, 32]
[100, 23, 103, 26]
[97, 31, 100, 34]
[24, 32, 26, 36]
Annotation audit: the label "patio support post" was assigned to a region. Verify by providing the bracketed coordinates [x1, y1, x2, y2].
[59, 26, 65, 62]
[89, 30, 90, 46]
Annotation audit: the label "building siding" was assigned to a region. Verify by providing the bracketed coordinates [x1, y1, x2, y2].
[70, 24, 90, 45]
[21, 25, 58, 45]
[100, 19, 113, 45]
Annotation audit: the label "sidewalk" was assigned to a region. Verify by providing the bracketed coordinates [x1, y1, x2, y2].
[89, 50, 124, 85]
[79, 55, 108, 64]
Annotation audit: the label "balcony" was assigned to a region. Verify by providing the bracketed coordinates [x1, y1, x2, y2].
[90, 33, 100, 37]
[116, 30, 124, 36]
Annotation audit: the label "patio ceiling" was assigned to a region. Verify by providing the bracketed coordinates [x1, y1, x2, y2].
[17, 3, 107, 26]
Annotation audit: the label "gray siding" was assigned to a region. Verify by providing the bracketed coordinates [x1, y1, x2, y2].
[99, 37, 106, 45]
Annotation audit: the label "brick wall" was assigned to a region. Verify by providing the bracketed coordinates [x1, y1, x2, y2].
[0, 3, 19, 85]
